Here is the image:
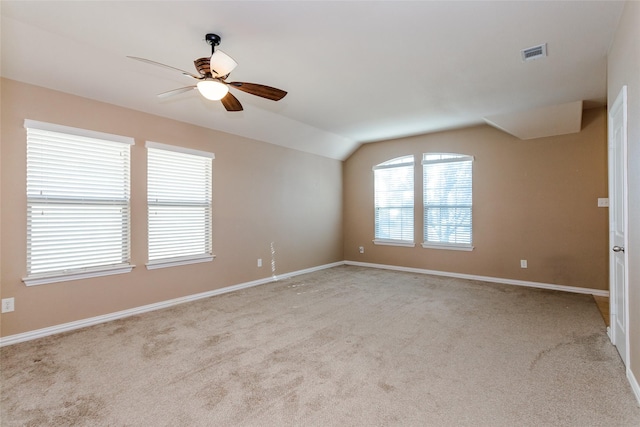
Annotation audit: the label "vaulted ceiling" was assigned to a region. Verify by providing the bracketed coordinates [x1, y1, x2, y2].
[1, 1, 625, 160]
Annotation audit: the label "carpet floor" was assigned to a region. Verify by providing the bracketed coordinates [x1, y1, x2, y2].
[1, 265, 639, 426]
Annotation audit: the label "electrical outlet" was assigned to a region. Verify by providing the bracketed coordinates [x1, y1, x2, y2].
[257, 258, 262, 267]
[597, 198, 609, 207]
[2, 298, 15, 313]
[520, 260, 528, 269]
[359, 246, 365, 254]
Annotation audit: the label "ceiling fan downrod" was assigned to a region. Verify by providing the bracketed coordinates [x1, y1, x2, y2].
[205, 33, 221, 54]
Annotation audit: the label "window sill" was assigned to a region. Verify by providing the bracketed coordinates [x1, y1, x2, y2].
[373, 239, 416, 248]
[146, 255, 215, 270]
[23, 264, 135, 286]
[421, 243, 474, 251]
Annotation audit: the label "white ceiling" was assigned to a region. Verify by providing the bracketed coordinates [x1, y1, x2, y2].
[0, 1, 624, 160]
[484, 100, 584, 140]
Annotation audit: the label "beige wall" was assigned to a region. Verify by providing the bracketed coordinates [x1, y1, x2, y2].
[608, 0, 640, 393]
[344, 108, 609, 290]
[0, 78, 344, 337]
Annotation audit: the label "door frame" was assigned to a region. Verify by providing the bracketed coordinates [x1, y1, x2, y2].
[608, 85, 629, 366]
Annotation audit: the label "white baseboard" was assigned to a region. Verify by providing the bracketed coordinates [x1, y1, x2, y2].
[344, 261, 610, 297]
[275, 261, 344, 280]
[629, 368, 640, 406]
[0, 261, 343, 347]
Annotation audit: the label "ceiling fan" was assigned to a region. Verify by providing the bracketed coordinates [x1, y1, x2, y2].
[128, 33, 287, 112]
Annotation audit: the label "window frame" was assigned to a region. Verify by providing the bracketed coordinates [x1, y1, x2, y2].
[373, 155, 416, 247]
[23, 119, 135, 286]
[146, 141, 215, 270]
[422, 153, 474, 251]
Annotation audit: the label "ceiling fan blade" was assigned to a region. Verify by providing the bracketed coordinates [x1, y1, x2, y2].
[221, 92, 243, 112]
[127, 56, 202, 79]
[228, 82, 287, 101]
[157, 86, 197, 99]
[194, 57, 211, 77]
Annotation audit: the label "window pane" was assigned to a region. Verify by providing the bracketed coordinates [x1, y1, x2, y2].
[148, 206, 211, 260]
[425, 207, 472, 244]
[28, 204, 129, 274]
[375, 207, 414, 240]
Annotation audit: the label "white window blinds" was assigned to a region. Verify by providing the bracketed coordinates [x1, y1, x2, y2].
[24, 120, 134, 285]
[422, 153, 473, 249]
[373, 156, 414, 244]
[146, 141, 214, 268]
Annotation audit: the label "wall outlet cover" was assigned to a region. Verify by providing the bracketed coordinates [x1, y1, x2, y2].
[2, 297, 15, 313]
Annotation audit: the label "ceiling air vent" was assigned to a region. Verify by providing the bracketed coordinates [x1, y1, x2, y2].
[521, 43, 547, 62]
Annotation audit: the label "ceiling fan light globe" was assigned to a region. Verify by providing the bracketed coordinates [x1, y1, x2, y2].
[197, 80, 229, 101]
[210, 50, 238, 77]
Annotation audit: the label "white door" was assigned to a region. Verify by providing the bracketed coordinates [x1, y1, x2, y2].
[608, 86, 628, 366]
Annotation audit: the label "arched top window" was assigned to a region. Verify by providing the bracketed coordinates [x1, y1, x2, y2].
[374, 155, 414, 168]
[373, 155, 415, 246]
[422, 153, 474, 250]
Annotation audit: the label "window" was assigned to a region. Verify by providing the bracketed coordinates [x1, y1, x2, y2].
[373, 155, 415, 246]
[146, 141, 214, 269]
[24, 120, 134, 285]
[422, 153, 473, 250]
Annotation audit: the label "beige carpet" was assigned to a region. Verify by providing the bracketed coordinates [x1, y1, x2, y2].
[1, 266, 639, 426]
